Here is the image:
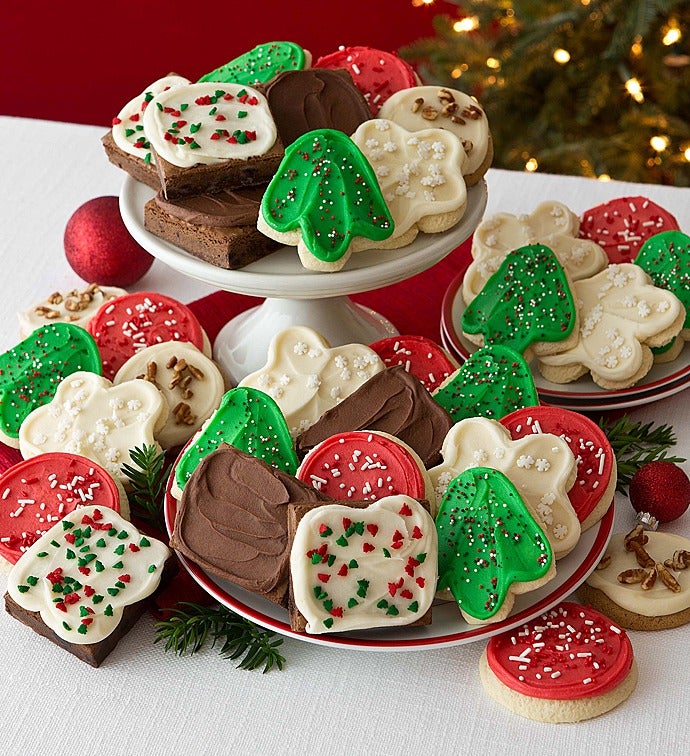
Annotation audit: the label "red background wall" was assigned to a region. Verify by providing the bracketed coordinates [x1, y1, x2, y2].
[1, 2, 452, 126]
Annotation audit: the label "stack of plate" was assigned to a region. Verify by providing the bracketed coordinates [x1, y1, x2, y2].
[440, 267, 690, 412]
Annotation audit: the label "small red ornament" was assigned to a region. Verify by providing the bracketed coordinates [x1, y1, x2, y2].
[64, 196, 153, 287]
[629, 461, 690, 524]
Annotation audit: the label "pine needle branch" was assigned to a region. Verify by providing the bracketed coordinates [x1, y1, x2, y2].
[598, 415, 686, 493]
[154, 602, 285, 673]
[121, 444, 171, 532]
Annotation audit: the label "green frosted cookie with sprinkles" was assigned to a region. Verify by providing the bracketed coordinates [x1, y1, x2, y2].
[199, 41, 310, 85]
[436, 467, 553, 622]
[635, 231, 690, 359]
[462, 244, 576, 356]
[258, 128, 394, 271]
[0, 323, 102, 447]
[173, 386, 298, 496]
[431, 344, 539, 424]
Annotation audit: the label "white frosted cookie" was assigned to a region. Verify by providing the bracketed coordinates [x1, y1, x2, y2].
[580, 529, 690, 629]
[18, 371, 168, 487]
[113, 341, 225, 449]
[18, 284, 127, 338]
[238, 326, 384, 436]
[378, 85, 491, 185]
[289, 495, 437, 633]
[538, 263, 685, 389]
[463, 202, 607, 304]
[112, 74, 191, 164]
[351, 119, 467, 248]
[143, 81, 277, 168]
[429, 418, 580, 559]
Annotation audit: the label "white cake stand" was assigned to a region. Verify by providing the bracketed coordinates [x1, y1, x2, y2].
[119, 176, 487, 382]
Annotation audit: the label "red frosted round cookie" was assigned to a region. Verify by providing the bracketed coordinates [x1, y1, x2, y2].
[314, 46, 418, 115]
[369, 335, 457, 393]
[0, 453, 122, 565]
[87, 291, 206, 379]
[579, 196, 680, 264]
[500, 406, 615, 531]
[482, 602, 635, 722]
[297, 431, 427, 501]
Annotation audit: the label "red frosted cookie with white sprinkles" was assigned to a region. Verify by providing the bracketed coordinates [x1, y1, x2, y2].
[368, 335, 458, 393]
[500, 406, 616, 531]
[579, 196, 680, 264]
[87, 292, 209, 380]
[314, 45, 419, 115]
[0, 453, 126, 571]
[480, 601, 637, 723]
[296, 430, 434, 506]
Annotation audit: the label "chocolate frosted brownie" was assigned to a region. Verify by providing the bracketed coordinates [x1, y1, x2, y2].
[144, 186, 280, 268]
[171, 444, 331, 607]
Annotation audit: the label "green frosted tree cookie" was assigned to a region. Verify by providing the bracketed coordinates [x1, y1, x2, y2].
[432, 344, 539, 423]
[0, 323, 101, 443]
[436, 467, 553, 621]
[174, 386, 298, 494]
[199, 41, 308, 85]
[462, 243, 576, 355]
[260, 128, 394, 271]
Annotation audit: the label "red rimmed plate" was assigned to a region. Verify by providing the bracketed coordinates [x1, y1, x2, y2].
[441, 264, 690, 411]
[164, 464, 614, 651]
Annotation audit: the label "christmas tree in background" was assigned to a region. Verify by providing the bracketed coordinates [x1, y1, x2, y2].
[402, 0, 690, 185]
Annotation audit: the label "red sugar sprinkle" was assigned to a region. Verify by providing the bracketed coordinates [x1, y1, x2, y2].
[400, 589, 413, 600]
[128, 543, 140, 552]
[210, 133, 221, 140]
[317, 573, 331, 583]
[392, 530, 403, 543]
[342, 518, 352, 530]
[245, 130, 257, 141]
[330, 607, 344, 618]
[47, 568, 64, 584]
[84, 585, 95, 597]
[92, 509, 103, 521]
[81, 617, 94, 626]
[338, 564, 348, 576]
[226, 136, 238, 144]
[78, 567, 91, 576]
[118, 574, 131, 583]
[112, 117, 122, 126]
[411, 526, 423, 540]
[215, 115, 226, 121]
[130, 114, 139, 122]
[416, 577, 425, 588]
[64, 533, 76, 544]
[362, 543, 375, 553]
[366, 524, 378, 537]
[399, 503, 413, 516]
[55, 602, 67, 613]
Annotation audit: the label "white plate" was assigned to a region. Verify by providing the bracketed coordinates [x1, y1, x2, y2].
[119, 176, 487, 300]
[165, 470, 614, 651]
[440, 265, 690, 411]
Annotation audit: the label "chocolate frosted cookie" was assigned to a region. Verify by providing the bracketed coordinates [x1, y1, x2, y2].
[144, 185, 280, 269]
[264, 68, 372, 146]
[296, 365, 452, 468]
[170, 444, 330, 607]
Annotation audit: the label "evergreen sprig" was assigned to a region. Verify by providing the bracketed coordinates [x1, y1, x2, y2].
[154, 602, 285, 673]
[598, 415, 686, 493]
[121, 444, 171, 532]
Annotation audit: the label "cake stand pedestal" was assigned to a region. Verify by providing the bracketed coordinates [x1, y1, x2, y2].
[119, 177, 487, 383]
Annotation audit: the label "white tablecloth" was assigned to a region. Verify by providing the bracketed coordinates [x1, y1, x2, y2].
[2, 115, 690, 755]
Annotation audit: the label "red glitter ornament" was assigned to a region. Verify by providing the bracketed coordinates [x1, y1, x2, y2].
[64, 196, 153, 287]
[629, 461, 690, 523]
